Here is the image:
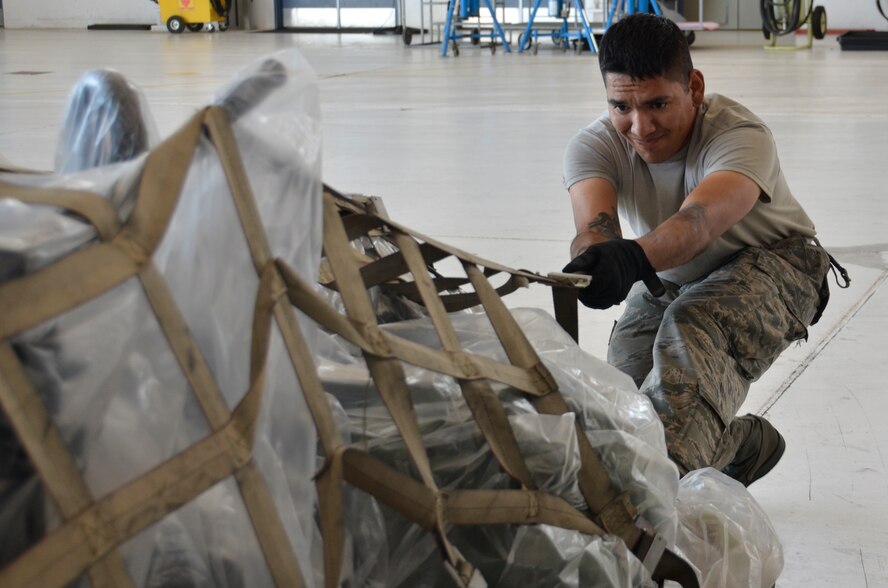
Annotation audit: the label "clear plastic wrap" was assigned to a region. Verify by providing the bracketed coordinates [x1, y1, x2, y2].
[1, 50, 324, 586]
[383, 308, 680, 537]
[316, 233, 430, 325]
[54, 69, 159, 174]
[319, 306, 681, 586]
[320, 301, 784, 587]
[673, 468, 784, 588]
[0, 197, 96, 281]
[497, 525, 654, 588]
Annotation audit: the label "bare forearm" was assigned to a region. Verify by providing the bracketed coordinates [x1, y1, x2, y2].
[568, 171, 760, 274]
[637, 203, 712, 271]
[570, 208, 622, 258]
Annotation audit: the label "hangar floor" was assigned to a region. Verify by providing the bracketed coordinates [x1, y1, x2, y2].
[1, 27, 886, 586]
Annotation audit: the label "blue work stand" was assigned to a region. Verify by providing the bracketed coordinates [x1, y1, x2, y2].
[604, 0, 663, 30]
[441, 0, 512, 56]
[517, 0, 598, 54]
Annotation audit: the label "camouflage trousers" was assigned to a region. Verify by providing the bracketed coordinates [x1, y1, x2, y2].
[607, 234, 831, 473]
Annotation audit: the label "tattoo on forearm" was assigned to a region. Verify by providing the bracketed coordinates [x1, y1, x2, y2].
[585, 210, 620, 240]
[675, 203, 707, 234]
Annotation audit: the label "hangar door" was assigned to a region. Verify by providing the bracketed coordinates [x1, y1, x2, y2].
[281, 0, 398, 29]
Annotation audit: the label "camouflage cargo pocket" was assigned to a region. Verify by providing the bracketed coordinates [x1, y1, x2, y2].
[725, 236, 828, 382]
[759, 235, 830, 329]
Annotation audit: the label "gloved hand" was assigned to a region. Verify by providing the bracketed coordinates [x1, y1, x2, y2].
[562, 238, 663, 309]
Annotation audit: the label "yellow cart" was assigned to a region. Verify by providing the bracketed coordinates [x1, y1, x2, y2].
[155, 0, 229, 33]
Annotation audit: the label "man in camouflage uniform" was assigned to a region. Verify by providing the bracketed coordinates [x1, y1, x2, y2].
[561, 14, 842, 484]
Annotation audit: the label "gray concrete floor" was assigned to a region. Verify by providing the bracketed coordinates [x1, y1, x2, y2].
[1, 27, 886, 586]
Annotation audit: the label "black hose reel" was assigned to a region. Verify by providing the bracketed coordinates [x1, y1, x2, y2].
[761, 0, 826, 41]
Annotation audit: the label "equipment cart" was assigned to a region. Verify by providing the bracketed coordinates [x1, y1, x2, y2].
[153, 0, 230, 33]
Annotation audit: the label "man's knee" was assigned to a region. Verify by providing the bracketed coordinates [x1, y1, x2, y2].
[658, 397, 728, 472]
[641, 365, 741, 470]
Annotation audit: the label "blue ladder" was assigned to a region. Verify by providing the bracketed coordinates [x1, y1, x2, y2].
[604, 0, 663, 30]
[441, 0, 512, 56]
[517, 0, 598, 54]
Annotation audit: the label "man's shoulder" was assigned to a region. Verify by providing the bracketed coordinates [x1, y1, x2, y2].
[702, 94, 767, 129]
[570, 112, 625, 152]
[575, 111, 617, 136]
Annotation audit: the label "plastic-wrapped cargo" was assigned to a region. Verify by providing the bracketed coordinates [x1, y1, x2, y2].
[1, 49, 784, 588]
[673, 469, 783, 588]
[317, 302, 784, 588]
[1, 50, 324, 586]
[310, 183, 786, 588]
[317, 306, 675, 586]
[54, 69, 159, 175]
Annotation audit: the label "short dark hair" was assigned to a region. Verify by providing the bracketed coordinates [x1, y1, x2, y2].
[598, 13, 693, 86]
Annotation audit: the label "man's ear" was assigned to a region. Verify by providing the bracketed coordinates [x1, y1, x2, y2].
[689, 69, 705, 107]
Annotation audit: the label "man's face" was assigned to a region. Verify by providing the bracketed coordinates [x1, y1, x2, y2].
[604, 69, 704, 163]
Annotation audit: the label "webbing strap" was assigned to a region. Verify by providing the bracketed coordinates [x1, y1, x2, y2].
[340, 212, 388, 241]
[327, 187, 560, 287]
[0, 242, 138, 340]
[0, 344, 136, 588]
[394, 232, 537, 490]
[462, 262, 643, 542]
[323, 194, 437, 489]
[552, 286, 580, 343]
[318, 196, 691, 582]
[0, 182, 121, 241]
[204, 107, 272, 271]
[0, 109, 209, 585]
[356, 242, 450, 289]
[205, 106, 351, 588]
[140, 263, 306, 588]
[387, 273, 530, 313]
[204, 106, 343, 456]
[314, 448, 346, 588]
[322, 192, 479, 577]
[0, 108, 207, 340]
[337, 447, 606, 536]
[322, 192, 687, 580]
[321, 243, 450, 291]
[278, 258, 553, 397]
[0, 261, 279, 588]
[0, 107, 316, 588]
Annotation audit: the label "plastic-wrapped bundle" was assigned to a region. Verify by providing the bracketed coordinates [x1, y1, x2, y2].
[54, 69, 159, 175]
[317, 306, 678, 586]
[673, 469, 783, 588]
[1, 50, 324, 586]
[0, 68, 160, 568]
[497, 525, 652, 588]
[319, 298, 784, 587]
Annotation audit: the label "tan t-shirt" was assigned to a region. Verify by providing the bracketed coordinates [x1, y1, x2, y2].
[563, 93, 816, 284]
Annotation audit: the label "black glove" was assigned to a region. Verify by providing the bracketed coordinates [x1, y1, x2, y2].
[562, 239, 663, 309]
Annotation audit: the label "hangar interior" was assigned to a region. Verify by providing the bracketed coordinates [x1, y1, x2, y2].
[1, 2, 887, 586]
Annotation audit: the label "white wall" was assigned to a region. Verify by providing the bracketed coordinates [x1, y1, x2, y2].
[1, 0, 268, 29]
[2, 0, 888, 30]
[817, 0, 888, 31]
[4, 0, 160, 28]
